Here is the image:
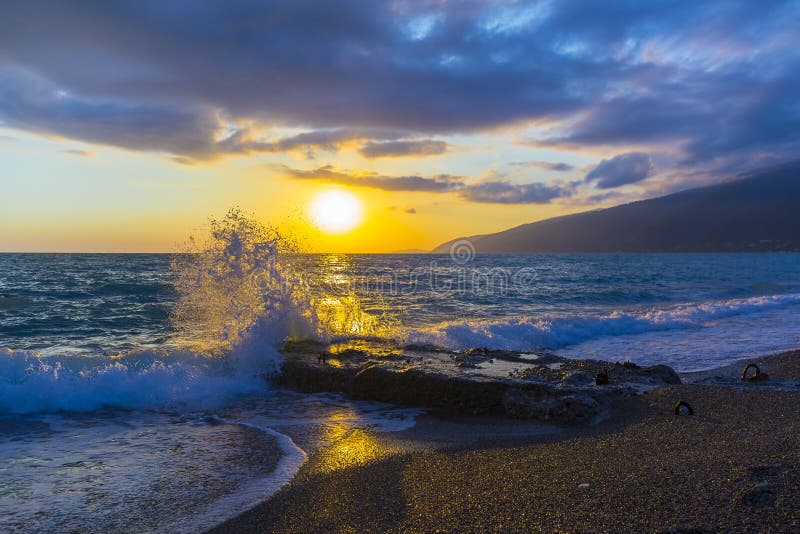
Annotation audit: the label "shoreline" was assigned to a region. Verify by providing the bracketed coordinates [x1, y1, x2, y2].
[210, 349, 800, 533]
[680, 349, 800, 382]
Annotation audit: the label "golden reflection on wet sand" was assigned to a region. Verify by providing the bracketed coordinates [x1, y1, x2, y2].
[314, 409, 394, 474]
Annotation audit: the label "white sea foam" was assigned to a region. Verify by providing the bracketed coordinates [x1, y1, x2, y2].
[405, 293, 800, 352]
[185, 418, 308, 533]
[0, 344, 282, 414]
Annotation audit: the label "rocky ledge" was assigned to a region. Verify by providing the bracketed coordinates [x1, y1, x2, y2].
[277, 340, 681, 424]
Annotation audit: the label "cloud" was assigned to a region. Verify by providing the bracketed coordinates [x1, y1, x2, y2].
[511, 160, 575, 172]
[190, 128, 403, 161]
[278, 164, 572, 203]
[0, 0, 797, 179]
[226, 128, 405, 158]
[275, 164, 464, 192]
[359, 139, 448, 158]
[459, 181, 573, 204]
[238, 129, 360, 154]
[0, 1, 582, 155]
[389, 205, 418, 213]
[585, 152, 654, 189]
[584, 191, 627, 204]
[216, 129, 451, 161]
[0, 67, 222, 157]
[63, 149, 92, 157]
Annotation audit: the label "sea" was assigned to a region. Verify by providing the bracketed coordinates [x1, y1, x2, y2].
[2, 244, 800, 531]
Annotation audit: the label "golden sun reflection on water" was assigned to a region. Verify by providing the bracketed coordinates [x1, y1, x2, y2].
[314, 295, 380, 336]
[305, 253, 398, 338]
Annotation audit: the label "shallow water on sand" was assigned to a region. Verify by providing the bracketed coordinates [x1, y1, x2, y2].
[0, 391, 419, 532]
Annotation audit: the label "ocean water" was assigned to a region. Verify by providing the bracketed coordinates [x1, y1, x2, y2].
[2, 249, 800, 531]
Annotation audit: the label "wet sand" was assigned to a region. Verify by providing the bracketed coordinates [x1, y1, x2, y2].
[211, 351, 800, 533]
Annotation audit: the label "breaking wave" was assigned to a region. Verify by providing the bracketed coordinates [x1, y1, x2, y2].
[170, 208, 383, 352]
[0, 209, 383, 414]
[405, 293, 800, 352]
[0, 346, 280, 414]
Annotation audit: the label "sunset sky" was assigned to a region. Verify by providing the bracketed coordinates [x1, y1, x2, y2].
[2, 1, 800, 252]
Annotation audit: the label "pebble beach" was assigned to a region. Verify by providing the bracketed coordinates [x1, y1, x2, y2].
[212, 350, 800, 533]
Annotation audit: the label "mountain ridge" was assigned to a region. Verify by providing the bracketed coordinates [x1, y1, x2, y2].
[433, 161, 800, 253]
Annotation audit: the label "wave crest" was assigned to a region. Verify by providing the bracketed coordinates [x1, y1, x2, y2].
[0, 346, 281, 414]
[405, 293, 800, 352]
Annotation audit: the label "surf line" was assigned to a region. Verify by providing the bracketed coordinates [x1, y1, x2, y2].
[184, 415, 309, 533]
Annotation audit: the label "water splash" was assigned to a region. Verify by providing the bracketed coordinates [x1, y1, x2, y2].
[171, 209, 311, 352]
[171, 208, 386, 353]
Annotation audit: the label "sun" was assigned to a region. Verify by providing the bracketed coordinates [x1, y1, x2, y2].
[309, 189, 364, 234]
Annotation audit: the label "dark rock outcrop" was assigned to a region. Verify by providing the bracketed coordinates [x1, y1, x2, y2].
[277, 341, 682, 424]
[503, 388, 602, 423]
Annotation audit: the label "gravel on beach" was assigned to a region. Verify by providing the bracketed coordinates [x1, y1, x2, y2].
[211, 353, 800, 533]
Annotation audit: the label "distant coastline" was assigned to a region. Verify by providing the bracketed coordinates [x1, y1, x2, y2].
[433, 161, 800, 254]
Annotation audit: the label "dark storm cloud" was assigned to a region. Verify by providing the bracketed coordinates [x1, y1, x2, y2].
[359, 139, 448, 159]
[585, 152, 654, 189]
[0, 68, 220, 156]
[0, 0, 583, 155]
[0, 0, 799, 173]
